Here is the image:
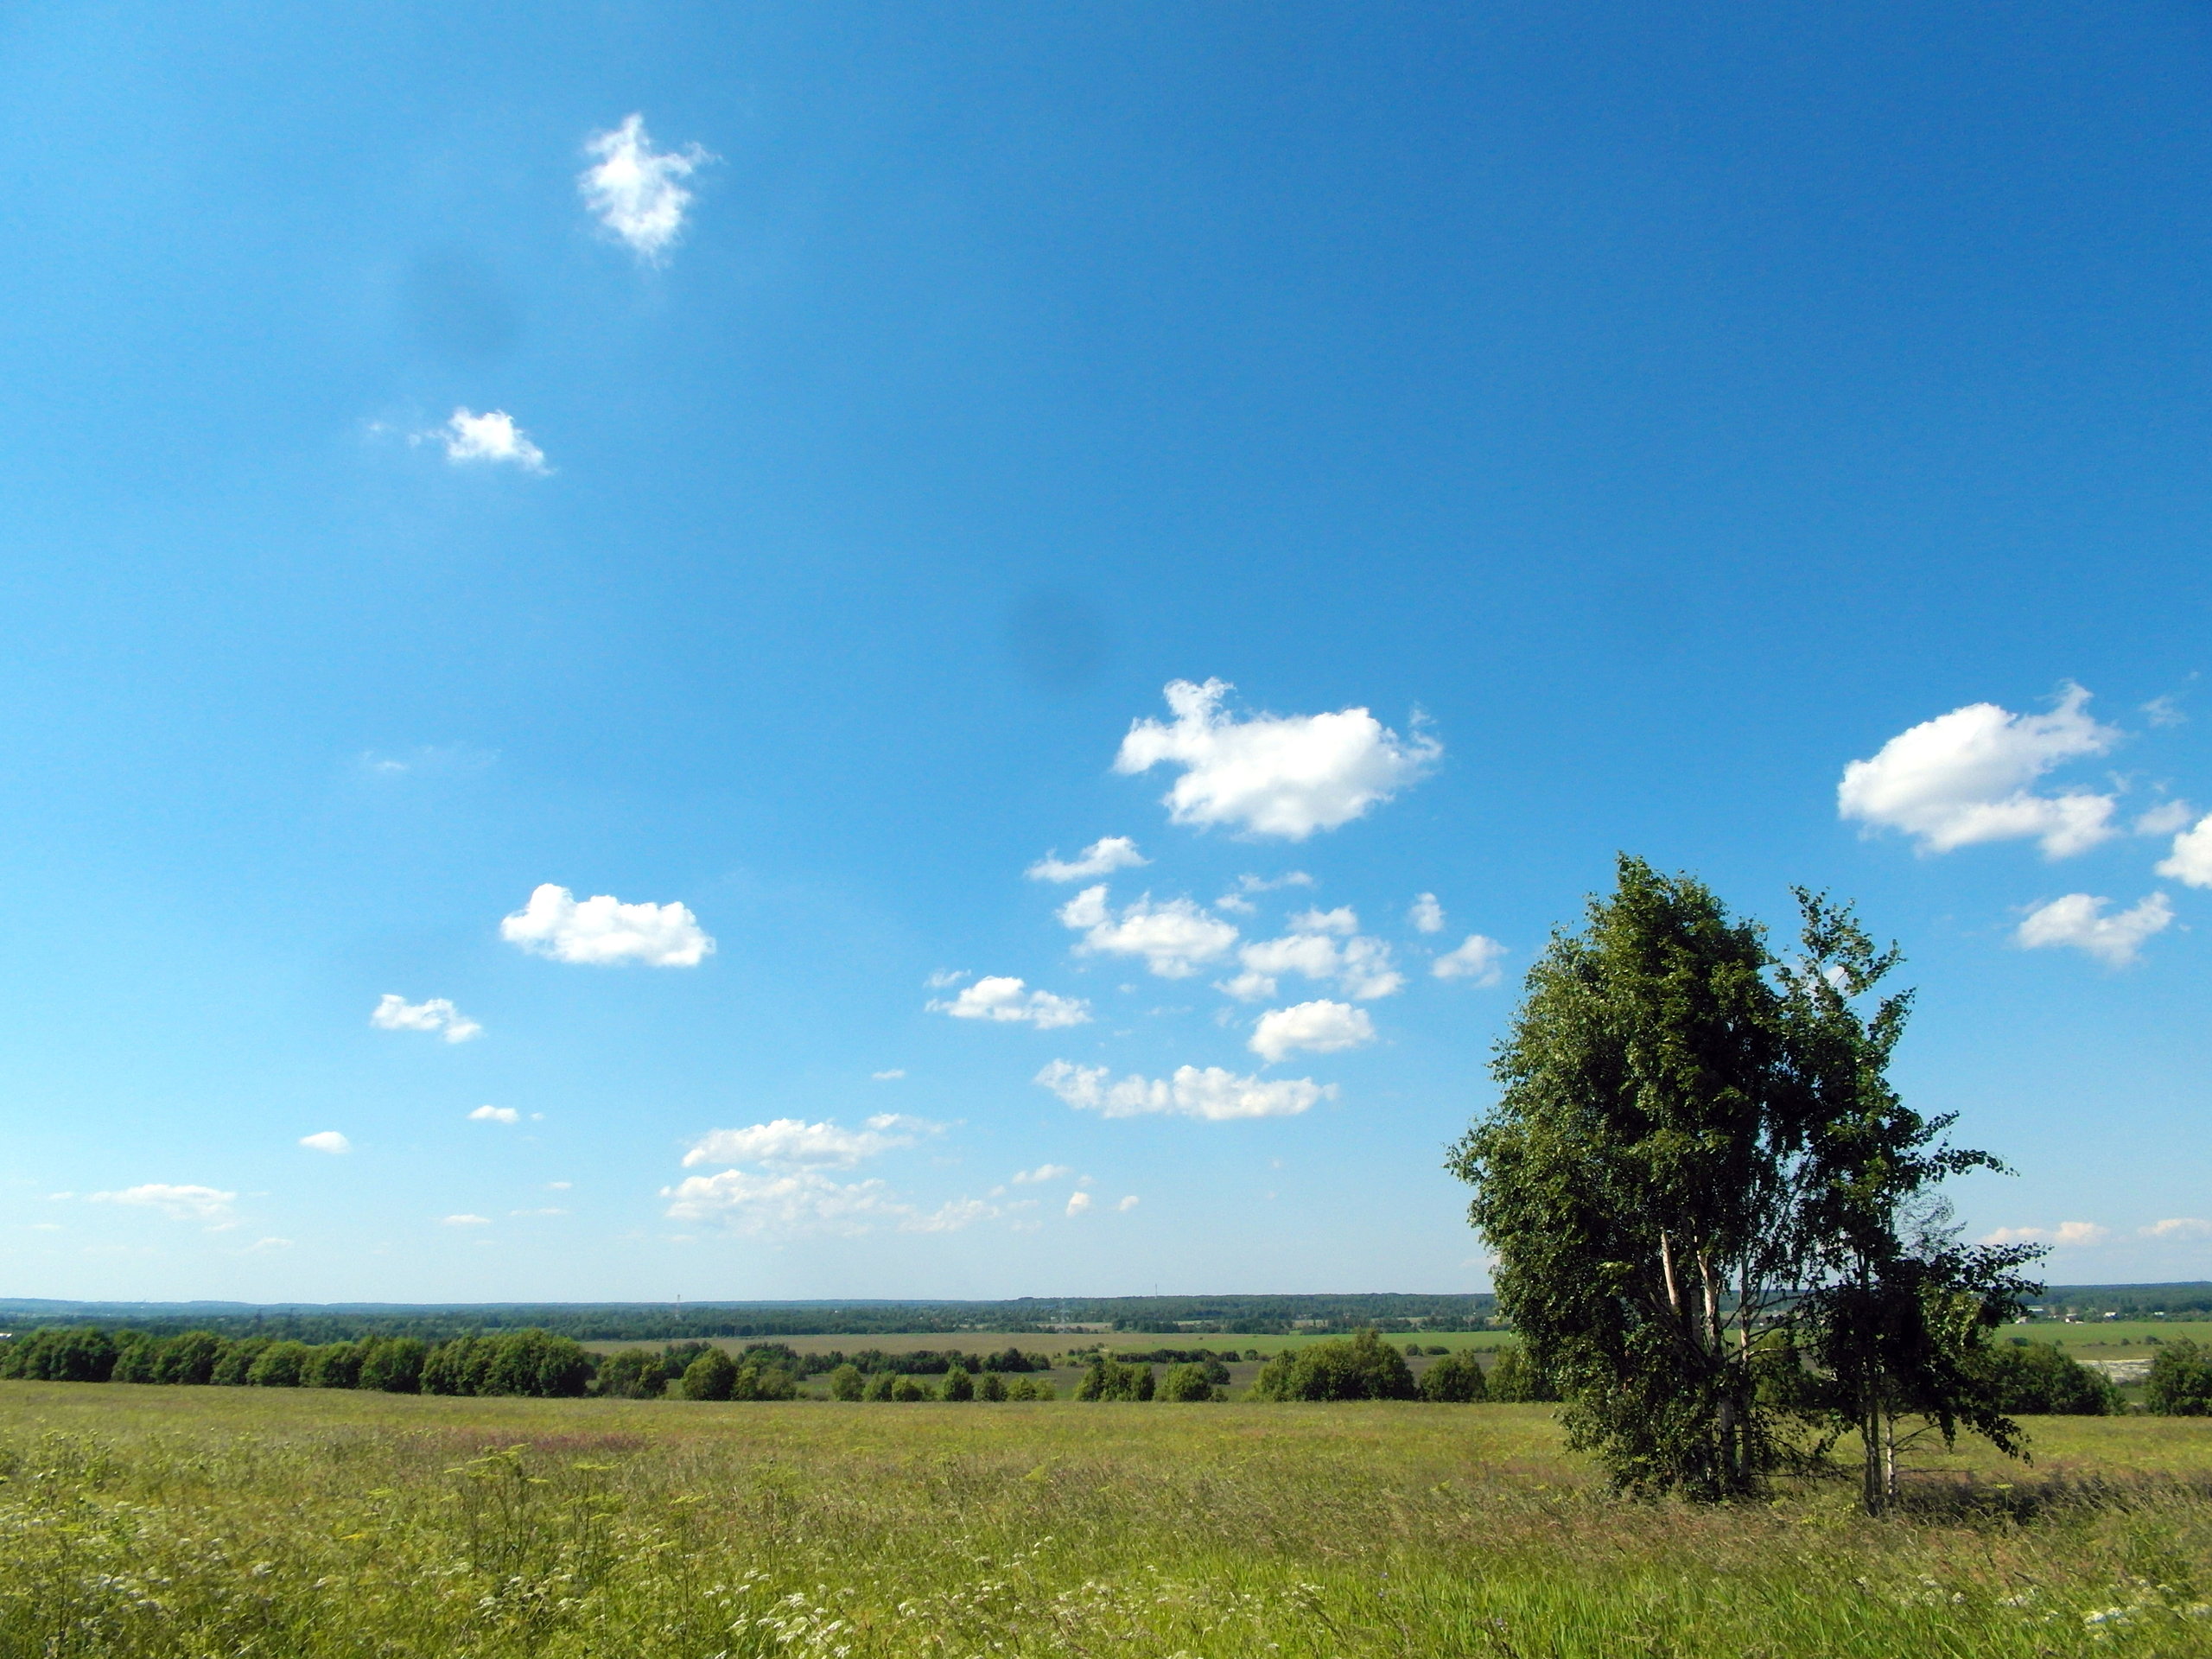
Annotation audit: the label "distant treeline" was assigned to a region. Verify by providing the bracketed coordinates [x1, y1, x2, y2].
[0, 1293, 1499, 1343]
[2028, 1284, 2212, 1319]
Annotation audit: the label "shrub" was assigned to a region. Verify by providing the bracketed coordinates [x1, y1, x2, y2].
[1982, 1343, 2114, 1414]
[595, 1348, 668, 1399]
[981, 1346, 1040, 1373]
[211, 1339, 270, 1386]
[1075, 1357, 1154, 1401]
[1253, 1330, 1416, 1402]
[357, 1337, 426, 1394]
[681, 1349, 739, 1402]
[1484, 1343, 1559, 1403]
[1158, 1363, 1218, 1402]
[305, 1342, 363, 1389]
[156, 1331, 228, 1386]
[2147, 1338, 2212, 1416]
[111, 1335, 162, 1384]
[1418, 1350, 1489, 1402]
[942, 1366, 975, 1402]
[480, 1330, 594, 1397]
[827, 1363, 865, 1402]
[865, 1371, 897, 1401]
[247, 1342, 313, 1388]
[1, 1326, 120, 1383]
[731, 1360, 797, 1401]
[890, 1376, 931, 1402]
[976, 1371, 1007, 1402]
[1425, 1344, 1451, 1356]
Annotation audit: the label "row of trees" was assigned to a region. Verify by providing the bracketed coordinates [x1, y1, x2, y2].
[0, 1325, 595, 1396]
[1452, 858, 2103, 1512]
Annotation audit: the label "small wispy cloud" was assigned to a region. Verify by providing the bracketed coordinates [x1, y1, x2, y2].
[372, 994, 482, 1044]
[432, 408, 548, 474]
[579, 113, 713, 262]
[871, 1069, 906, 1081]
[930, 976, 1091, 1029]
[91, 1184, 238, 1224]
[298, 1131, 352, 1155]
[442, 1213, 492, 1227]
[1027, 836, 1147, 882]
[468, 1105, 520, 1125]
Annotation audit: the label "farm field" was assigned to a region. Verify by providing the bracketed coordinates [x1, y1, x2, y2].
[3, 1383, 2209, 1656]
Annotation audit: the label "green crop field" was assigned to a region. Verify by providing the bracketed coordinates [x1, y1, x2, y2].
[2, 1382, 2209, 1656]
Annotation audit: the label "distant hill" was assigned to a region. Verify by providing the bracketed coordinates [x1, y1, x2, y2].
[0, 1292, 1497, 1343]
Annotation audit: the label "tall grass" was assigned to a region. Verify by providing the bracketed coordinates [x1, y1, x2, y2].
[0, 1383, 2207, 1656]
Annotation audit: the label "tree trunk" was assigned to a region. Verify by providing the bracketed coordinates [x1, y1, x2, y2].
[1861, 1405, 1885, 1516]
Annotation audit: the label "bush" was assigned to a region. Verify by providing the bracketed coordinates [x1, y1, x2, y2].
[890, 1376, 931, 1402]
[942, 1366, 975, 1402]
[730, 1359, 797, 1401]
[827, 1363, 865, 1401]
[156, 1331, 228, 1386]
[1417, 1350, 1489, 1402]
[1006, 1376, 1054, 1401]
[1253, 1330, 1416, 1402]
[1982, 1343, 2114, 1414]
[211, 1339, 269, 1386]
[1075, 1357, 1154, 1401]
[976, 1371, 1007, 1401]
[2147, 1338, 2212, 1416]
[111, 1335, 162, 1383]
[681, 1349, 739, 1402]
[305, 1342, 362, 1389]
[1158, 1363, 1218, 1402]
[981, 1346, 1041, 1373]
[866, 1371, 897, 1401]
[595, 1348, 668, 1399]
[356, 1337, 426, 1394]
[247, 1342, 313, 1388]
[0, 1326, 120, 1383]
[1484, 1344, 1559, 1403]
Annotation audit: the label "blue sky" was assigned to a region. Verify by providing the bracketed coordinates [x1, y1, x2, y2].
[4, 2, 2211, 1301]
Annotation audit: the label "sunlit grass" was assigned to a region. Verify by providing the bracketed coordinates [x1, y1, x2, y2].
[1, 1382, 2208, 1655]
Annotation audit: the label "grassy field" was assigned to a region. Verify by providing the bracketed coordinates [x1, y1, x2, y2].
[1, 1383, 2209, 1656]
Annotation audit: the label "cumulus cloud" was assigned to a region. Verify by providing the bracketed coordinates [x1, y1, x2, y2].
[1433, 934, 1508, 985]
[1250, 999, 1375, 1063]
[1837, 684, 2120, 857]
[1114, 679, 1440, 839]
[500, 884, 714, 967]
[2015, 893, 2173, 966]
[1223, 927, 1402, 1002]
[1117, 1195, 1140, 1212]
[1408, 893, 1444, 934]
[91, 1184, 237, 1224]
[903, 1197, 998, 1234]
[437, 408, 548, 474]
[371, 994, 483, 1044]
[930, 976, 1091, 1029]
[662, 1167, 901, 1235]
[1981, 1221, 2112, 1248]
[298, 1131, 352, 1155]
[682, 1117, 914, 1170]
[469, 1105, 520, 1124]
[1065, 1190, 1093, 1217]
[2137, 800, 2196, 837]
[1058, 885, 1238, 978]
[1011, 1163, 1074, 1185]
[578, 113, 712, 262]
[1035, 1059, 1335, 1121]
[2143, 1217, 2212, 1240]
[2157, 813, 2212, 887]
[442, 1213, 492, 1227]
[1289, 906, 1358, 936]
[1027, 836, 1147, 882]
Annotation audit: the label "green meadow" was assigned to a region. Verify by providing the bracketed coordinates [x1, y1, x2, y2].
[3, 1382, 2210, 1656]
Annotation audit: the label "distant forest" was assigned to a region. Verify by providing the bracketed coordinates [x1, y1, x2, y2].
[0, 1284, 2202, 1344]
[0, 1293, 1503, 1344]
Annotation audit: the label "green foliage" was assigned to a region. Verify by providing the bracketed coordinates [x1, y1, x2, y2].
[1451, 859, 2035, 1508]
[1484, 1344, 1557, 1403]
[827, 1363, 865, 1402]
[865, 1371, 897, 1401]
[593, 1348, 665, 1399]
[2147, 1338, 2212, 1415]
[1981, 1343, 2115, 1415]
[1251, 1330, 1416, 1402]
[1157, 1363, 1218, 1402]
[356, 1336, 426, 1394]
[941, 1366, 976, 1402]
[1075, 1357, 1154, 1401]
[304, 1342, 361, 1389]
[1416, 1350, 1488, 1402]
[680, 1348, 739, 1402]
[729, 1357, 798, 1401]
[247, 1342, 314, 1387]
[976, 1370, 1007, 1402]
[0, 1326, 119, 1382]
[1005, 1376, 1054, 1401]
[211, 1338, 269, 1386]
[889, 1375, 931, 1402]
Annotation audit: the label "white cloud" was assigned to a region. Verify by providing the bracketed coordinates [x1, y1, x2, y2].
[1065, 1191, 1093, 1217]
[1035, 1059, 1335, 1121]
[298, 1131, 352, 1155]
[1224, 929, 1402, 1001]
[1250, 999, 1376, 1063]
[500, 883, 714, 967]
[442, 1213, 492, 1227]
[871, 1069, 906, 1081]
[682, 1117, 914, 1170]
[1027, 836, 1148, 882]
[1409, 893, 1444, 934]
[1837, 684, 2120, 857]
[2137, 800, 2196, 836]
[1981, 1221, 2113, 1248]
[1117, 1194, 1140, 1212]
[2157, 813, 2212, 887]
[578, 113, 712, 262]
[1114, 678, 1440, 839]
[662, 1167, 902, 1236]
[2143, 1217, 2212, 1240]
[2015, 893, 2172, 966]
[245, 1236, 293, 1252]
[370, 994, 483, 1044]
[468, 1105, 520, 1124]
[865, 1112, 944, 1135]
[1058, 885, 1239, 978]
[902, 1197, 997, 1233]
[930, 976, 1092, 1029]
[90, 1184, 237, 1224]
[1289, 906, 1358, 936]
[510, 1207, 568, 1217]
[2144, 695, 2187, 728]
[925, 969, 970, 988]
[437, 408, 548, 474]
[1433, 934, 1509, 986]
[1011, 1163, 1074, 1185]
